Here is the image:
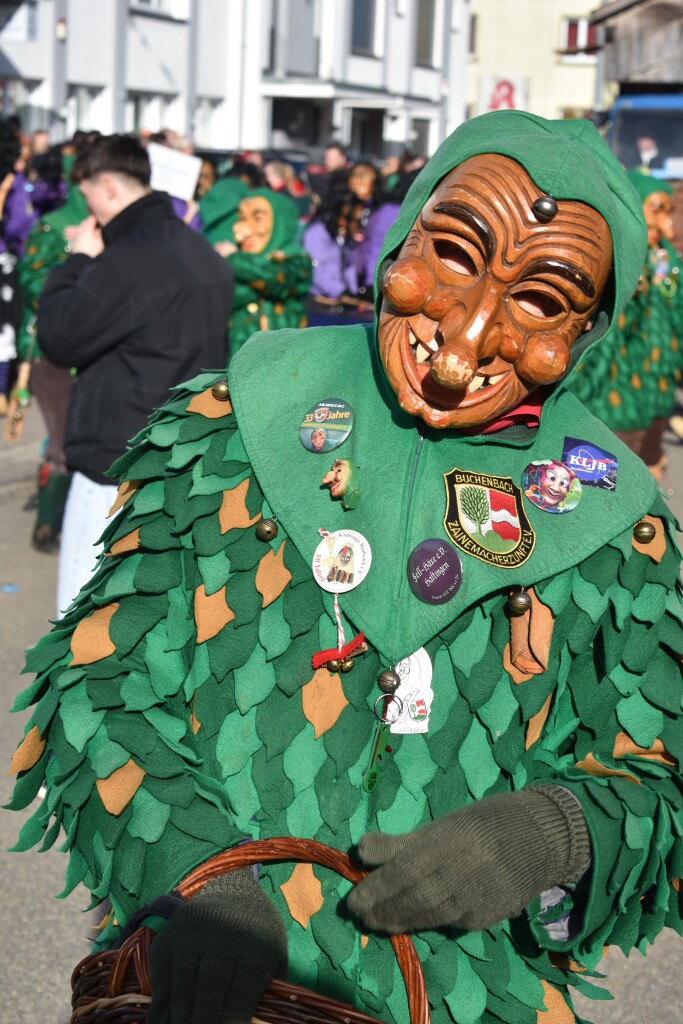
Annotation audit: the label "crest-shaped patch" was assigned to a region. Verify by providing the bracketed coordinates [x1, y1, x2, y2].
[443, 467, 535, 568]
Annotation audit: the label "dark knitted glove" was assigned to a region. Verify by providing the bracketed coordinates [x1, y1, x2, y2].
[347, 785, 591, 933]
[148, 867, 287, 1024]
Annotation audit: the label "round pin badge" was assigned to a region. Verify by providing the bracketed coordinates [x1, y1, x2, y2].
[407, 538, 463, 605]
[312, 529, 372, 593]
[521, 459, 582, 514]
[300, 398, 354, 453]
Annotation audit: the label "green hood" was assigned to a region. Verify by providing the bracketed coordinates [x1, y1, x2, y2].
[247, 187, 304, 257]
[375, 110, 648, 387]
[43, 154, 88, 233]
[199, 177, 249, 245]
[627, 168, 674, 202]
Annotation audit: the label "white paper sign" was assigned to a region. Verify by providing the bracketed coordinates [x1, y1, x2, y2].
[148, 142, 201, 201]
[390, 647, 434, 734]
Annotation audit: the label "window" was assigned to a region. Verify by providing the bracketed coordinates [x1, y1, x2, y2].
[468, 13, 477, 57]
[415, 0, 437, 67]
[129, 0, 189, 18]
[411, 118, 431, 157]
[351, 0, 376, 56]
[1, 1, 38, 42]
[559, 17, 599, 59]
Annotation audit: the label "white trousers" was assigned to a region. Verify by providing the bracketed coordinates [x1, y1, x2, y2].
[57, 470, 118, 619]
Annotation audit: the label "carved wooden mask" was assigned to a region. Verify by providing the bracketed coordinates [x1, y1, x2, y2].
[378, 153, 613, 429]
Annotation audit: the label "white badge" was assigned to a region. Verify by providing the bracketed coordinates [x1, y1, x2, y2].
[311, 529, 372, 594]
[390, 647, 433, 734]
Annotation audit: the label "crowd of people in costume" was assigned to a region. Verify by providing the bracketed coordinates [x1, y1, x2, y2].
[0, 123, 425, 562]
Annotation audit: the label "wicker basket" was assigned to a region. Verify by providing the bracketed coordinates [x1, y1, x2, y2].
[70, 836, 430, 1024]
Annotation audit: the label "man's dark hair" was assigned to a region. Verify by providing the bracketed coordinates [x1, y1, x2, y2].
[71, 134, 150, 186]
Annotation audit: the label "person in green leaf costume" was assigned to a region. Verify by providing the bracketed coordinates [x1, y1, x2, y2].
[16, 153, 89, 551]
[216, 187, 312, 356]
[8, 111, 683, 1024]
[570, 170, 683, 480]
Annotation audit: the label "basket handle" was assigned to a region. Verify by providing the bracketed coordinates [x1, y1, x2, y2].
[178, 836, 430, 1024]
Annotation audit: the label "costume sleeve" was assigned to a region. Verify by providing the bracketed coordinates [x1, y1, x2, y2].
[525, 495, 683, 967]
[36, 253, 135, 369]
[228, 251, 312, 302]
[6, 373, 305, 949]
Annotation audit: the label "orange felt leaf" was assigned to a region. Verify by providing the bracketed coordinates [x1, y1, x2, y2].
[632, 515, 667, 562]
[106, 528, 140, 557]
[672, 877, 681, 892]
[613, 730, 677, 767]
[525, 693, 553, 750]
[218, 477, 260, 534]
[510, 588, 554, 676]
[360, 935, 369, 949]
[107, 480, 140, 518]
[537, 980, 576, 1023]
[187, 386, 233, 418]
[302, 668, 349, 739]
[9, 725, 45, 774]
[280, 863, 324, 929]
[576, 752, 640, 785]
[549, 952, 587, 973]
[190, 695, 201, 735]
[194, 584, 235, 643]
[70, 603, 119, 665]
[503, 642, 533, 684]
[96, 759, 146, 816]
[255, 542, 292, 607]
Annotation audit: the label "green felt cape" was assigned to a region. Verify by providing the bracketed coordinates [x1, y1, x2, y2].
[8, 112, 683, 1024]
[227, 187, 311, 354]
[570, 170, 683, 429]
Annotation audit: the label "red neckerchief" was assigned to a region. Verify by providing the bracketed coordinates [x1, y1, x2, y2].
[459, 389, 550, 437]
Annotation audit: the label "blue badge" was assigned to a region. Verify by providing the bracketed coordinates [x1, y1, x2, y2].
[561, 437, 618, 490]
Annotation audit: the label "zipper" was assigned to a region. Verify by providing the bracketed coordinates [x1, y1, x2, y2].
[405, 426, 426, 519]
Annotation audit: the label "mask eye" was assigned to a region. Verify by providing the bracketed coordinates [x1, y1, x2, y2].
[512, 289, 564, 319]
[433, 238, 479, 278]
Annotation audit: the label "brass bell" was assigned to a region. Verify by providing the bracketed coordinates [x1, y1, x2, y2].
[327, 658, 341, 672]
[633, 519, 656, 544]
[377, 669, 399, 693]
[255, 518, 278, 542]
[508, 589, 531, 616]
[532, 195, 558, 223]
[340, 657, 355, 673]
[211, 379, 230, 401]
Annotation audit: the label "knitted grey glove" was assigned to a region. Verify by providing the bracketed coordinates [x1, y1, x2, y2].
[347, 785, 590, 933]
[148, 867, 287, 1024]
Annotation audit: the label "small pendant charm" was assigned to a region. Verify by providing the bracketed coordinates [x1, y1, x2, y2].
[633, 519, 656, 544]
[321, 458, 361, 510]
[508, 587, 531, 616]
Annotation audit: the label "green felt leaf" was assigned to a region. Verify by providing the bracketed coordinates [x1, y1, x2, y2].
[223, 758, 261, 828]
[216, 706, 261, 777]
[286, 782, 324, 837]
[60, 687, 106, 753]
[444, 947, 488, 1024]
[121, 670, 162, 711]
[127, 787, 172, 842]
[449, 608, 491, 679]
[376, 783, 427, 834]
[88, 726, 131, 777]
[616, 690, 664, 747]
[282, 723, 328, 797]
[234, 640, 277, 712]
[393, 733, 438, 799]
[259, 598, 292, 660]
[458, 716, 501, 799]
[477, 675, 519, 741]
[168, 434, 213, 470]
[144, 627, 187, 700]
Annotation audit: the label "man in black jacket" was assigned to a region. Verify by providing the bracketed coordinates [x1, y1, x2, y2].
[37, 135, 234, 614]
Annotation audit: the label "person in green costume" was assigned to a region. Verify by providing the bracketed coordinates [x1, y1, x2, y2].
[8, 111, 683, 1024]
[16, 152, 89, 552]
[215, 187, 312, 355]
[570, 169, 683, 480]
[198, 175, 248, 248]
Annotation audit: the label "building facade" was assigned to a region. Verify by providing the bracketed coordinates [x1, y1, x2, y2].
[0, 0, 470, 157]
[466, 0, 598, 120]
[592, 0, 683, 89]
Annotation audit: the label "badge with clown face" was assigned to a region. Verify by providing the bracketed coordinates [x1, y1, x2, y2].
[521, 459, 582, 514]
[377, 153, 613, 430]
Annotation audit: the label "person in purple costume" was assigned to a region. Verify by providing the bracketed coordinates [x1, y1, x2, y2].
[347, 161, 400, 298]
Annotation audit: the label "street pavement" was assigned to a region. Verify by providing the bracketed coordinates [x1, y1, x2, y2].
[1, 405, 682, 1024]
